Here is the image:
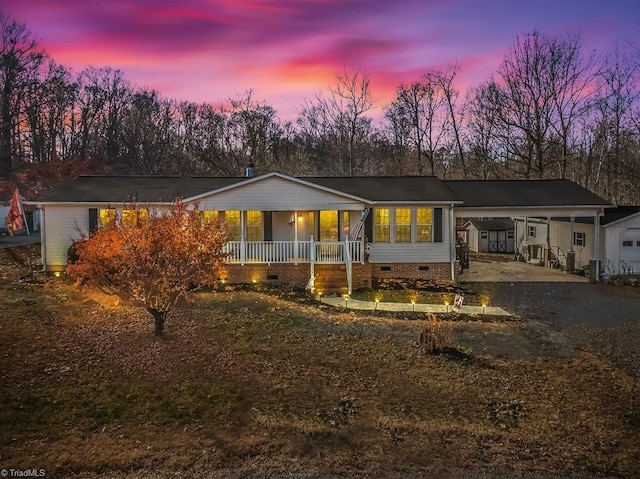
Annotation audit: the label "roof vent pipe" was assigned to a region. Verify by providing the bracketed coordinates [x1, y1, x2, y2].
[245, 162, 254, 178]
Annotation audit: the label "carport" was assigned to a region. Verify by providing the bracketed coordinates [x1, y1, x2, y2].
[444, 180, 612, 281]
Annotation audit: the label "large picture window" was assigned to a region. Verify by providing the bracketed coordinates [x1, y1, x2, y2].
[417, 208, 433, 242]
[395, 208, 411, 242]
[319, 210, 338, 241]
[375, 208, 390, 242]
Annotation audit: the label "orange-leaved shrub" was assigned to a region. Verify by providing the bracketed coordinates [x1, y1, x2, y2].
[66, 200, 228, 335]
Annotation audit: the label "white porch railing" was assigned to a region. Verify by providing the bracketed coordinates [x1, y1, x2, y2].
[224, 238, 363, 265]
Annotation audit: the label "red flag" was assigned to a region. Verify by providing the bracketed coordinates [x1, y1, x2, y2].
[6, 189, 24, 236]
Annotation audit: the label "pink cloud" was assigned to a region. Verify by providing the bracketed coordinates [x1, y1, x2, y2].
[1, 0, 637, 119]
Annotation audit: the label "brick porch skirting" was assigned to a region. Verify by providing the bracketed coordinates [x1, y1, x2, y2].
[223, 261, 456, 289]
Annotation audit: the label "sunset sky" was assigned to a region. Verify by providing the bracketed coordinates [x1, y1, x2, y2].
[3, 1, 639, 118]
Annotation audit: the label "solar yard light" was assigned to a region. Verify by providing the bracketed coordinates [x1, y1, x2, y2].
[444, 300, 449, 313]
[374, 298, 380, 310]
[482, 303, 487, 315]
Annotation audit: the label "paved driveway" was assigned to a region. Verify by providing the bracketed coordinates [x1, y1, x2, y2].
[0, 230, 40, 249]
[461, 255, 588, 283]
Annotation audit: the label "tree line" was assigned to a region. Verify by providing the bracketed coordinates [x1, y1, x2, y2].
[1, 12, 639, 204]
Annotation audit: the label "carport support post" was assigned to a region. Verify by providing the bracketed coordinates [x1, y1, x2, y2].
[546, 216, 551, 268]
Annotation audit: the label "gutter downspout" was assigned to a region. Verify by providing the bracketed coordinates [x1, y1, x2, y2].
[39, 205, 46, 271]
[450, 204, 456, 281]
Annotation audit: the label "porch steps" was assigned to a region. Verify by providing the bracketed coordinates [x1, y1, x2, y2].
[313, 266, 349, 295]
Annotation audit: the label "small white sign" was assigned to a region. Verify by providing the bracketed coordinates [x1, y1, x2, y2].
[452, 293, 464, 313]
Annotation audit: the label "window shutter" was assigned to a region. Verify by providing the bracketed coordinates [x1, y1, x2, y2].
[264, 211, 273, 241]
[89, 208, 98, 233]
[434, 208, 443, 243]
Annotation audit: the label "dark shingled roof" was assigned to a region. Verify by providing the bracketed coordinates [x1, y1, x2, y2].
[444, 179, 611, 207]
[34, 176, 246, 203]
[467, 219, 514, 231]
[33, 174, 461, 204]
[32, 174, 611, 209]
[303, 176, 460, 202]
[548, 206, 640, 225]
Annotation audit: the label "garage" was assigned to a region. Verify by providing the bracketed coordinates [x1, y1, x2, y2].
[620, 227, 640, 273]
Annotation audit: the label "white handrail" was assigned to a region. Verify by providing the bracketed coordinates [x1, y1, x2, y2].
[223, 240, 362, 265]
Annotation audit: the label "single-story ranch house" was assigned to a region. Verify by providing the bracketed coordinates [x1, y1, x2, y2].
[29, 173, 612, 291]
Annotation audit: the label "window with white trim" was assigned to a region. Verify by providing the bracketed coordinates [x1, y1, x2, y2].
[225, 211, 241, 241]
[99, 208, 116, 227]
[246, 210, 263, 241]
[375, 208, 390, 242]
[395, 208, 411, 242]
[416, 208, 433, 242]
[573, 231, 586, 247]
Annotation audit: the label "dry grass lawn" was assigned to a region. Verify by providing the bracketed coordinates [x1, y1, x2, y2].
[0, 246, 638, 478]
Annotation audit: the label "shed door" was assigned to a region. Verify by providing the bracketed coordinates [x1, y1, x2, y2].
[621, 228, 640, 273]
[488, 231, 507, 253]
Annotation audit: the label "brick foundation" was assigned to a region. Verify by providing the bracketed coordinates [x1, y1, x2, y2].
[371, 262, 456, 282]
[225, 263, 312, 287]
[222, 261, 457, 290]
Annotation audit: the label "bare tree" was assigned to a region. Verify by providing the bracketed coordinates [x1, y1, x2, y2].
[299, 69, 374, 175]
[475, 31, 597, 179]
[591, 45, 640, 203]
[385, 73, 449, 175]
[428, 66, 467, 177]
[23, 60, 76, 163]
[0, 13, 45, 175]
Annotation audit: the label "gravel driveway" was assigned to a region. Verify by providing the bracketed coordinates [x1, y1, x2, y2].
[460, 281, 640, 378]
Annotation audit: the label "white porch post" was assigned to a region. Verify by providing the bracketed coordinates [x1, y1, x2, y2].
[293, 210, 298, 265]
[345, 235, 352, 295]
[450, 205, 456, 281]
[594, 213, 601, 281]
[240, 210, 246, 265]
[310, 235, 315, 262]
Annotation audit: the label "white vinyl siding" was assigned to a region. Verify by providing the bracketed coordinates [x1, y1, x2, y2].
[197, 176, 364, 211]
[43, 206, 90, 268]
[367, 205, 451, 263]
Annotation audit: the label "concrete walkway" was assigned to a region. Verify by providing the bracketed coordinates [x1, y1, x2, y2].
[319, 295, 511, 316]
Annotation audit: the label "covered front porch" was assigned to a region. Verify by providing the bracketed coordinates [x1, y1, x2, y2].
[224, 237, 364, 265]
[214, 209, 366, 265]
